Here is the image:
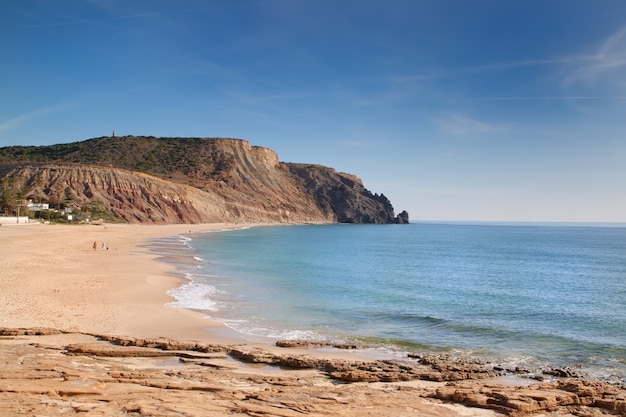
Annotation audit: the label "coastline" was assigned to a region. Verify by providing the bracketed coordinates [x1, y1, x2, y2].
[0, 221, 388, 351]
[158, 222, 626, 385]
[0, 222, 266, 343]
[1, 222, 624, 416]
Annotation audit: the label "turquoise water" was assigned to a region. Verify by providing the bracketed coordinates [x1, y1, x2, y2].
[160, 223, 626, 383]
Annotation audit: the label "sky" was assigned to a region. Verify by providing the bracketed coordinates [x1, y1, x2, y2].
[2, 0, 626, 223]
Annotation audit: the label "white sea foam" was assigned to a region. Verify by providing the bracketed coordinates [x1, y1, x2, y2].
[221, 320, 323, 341]
[201, 226, 250, 234]
[167, 279, 221, 311]
[177, 234, 192, 242]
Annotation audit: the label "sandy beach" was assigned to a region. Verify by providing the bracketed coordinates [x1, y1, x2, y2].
[0, 222, 235, 341]
[1, 223, 623, 416]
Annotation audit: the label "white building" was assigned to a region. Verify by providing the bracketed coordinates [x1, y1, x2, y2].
[0, 216, 30, 224]
[27, 201, 49, 211]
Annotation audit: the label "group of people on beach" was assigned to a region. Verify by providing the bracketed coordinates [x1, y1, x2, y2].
[92, 241, 108, 250]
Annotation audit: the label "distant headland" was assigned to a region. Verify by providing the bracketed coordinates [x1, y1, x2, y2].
[0, 136, 408, 225]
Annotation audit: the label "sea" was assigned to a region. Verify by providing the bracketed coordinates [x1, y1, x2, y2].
[148, 222, 626, 384]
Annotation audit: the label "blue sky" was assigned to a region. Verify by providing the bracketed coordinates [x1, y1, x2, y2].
[2, 1, 626, 222]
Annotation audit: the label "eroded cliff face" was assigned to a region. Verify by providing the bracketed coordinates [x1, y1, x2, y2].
[286, 164, 397, 224]
[0, 136, 406, 224]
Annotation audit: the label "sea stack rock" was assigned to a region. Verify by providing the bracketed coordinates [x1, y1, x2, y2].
[396, 210, 409, 224]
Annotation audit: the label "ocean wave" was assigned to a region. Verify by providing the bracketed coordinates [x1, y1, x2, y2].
[176, 234, 192, 243]
[152, 223, 626, 385]
[221, 320, 324, 342]
[166, 280, 221, 311]
[201, 226, 251, 234]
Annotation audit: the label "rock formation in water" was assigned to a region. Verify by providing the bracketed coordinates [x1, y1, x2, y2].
[0, 136, 408, 224]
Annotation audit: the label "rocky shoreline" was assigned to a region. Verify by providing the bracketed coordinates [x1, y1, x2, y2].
[2, 327, 624, 416]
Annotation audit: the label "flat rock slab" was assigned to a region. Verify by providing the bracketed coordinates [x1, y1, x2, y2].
[1, 328, 624, 417]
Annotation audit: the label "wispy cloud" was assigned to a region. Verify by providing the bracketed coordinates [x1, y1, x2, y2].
[235, 91, 319, 104]
[26, 1, 202, 29]
[399, 26, 626, 92]
[564, 26, 626, 87]
[395, 57, 574, 84]
[338, 139, 372, 149]
[463, 95, 626, 102]
[0, 104, 70, 137]
[434, 113, 506, 137]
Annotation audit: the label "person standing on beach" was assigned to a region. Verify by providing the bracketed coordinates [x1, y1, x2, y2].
[93, 241, 97, 250]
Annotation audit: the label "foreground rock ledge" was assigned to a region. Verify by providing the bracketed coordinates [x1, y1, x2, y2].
[1, 327, 624, 416]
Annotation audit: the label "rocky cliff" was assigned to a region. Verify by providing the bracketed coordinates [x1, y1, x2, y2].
[0, 136, 408, 224]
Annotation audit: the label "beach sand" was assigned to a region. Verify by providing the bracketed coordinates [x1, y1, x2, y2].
[1, 223, 622, 416]
[0, 222, 231, 340]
